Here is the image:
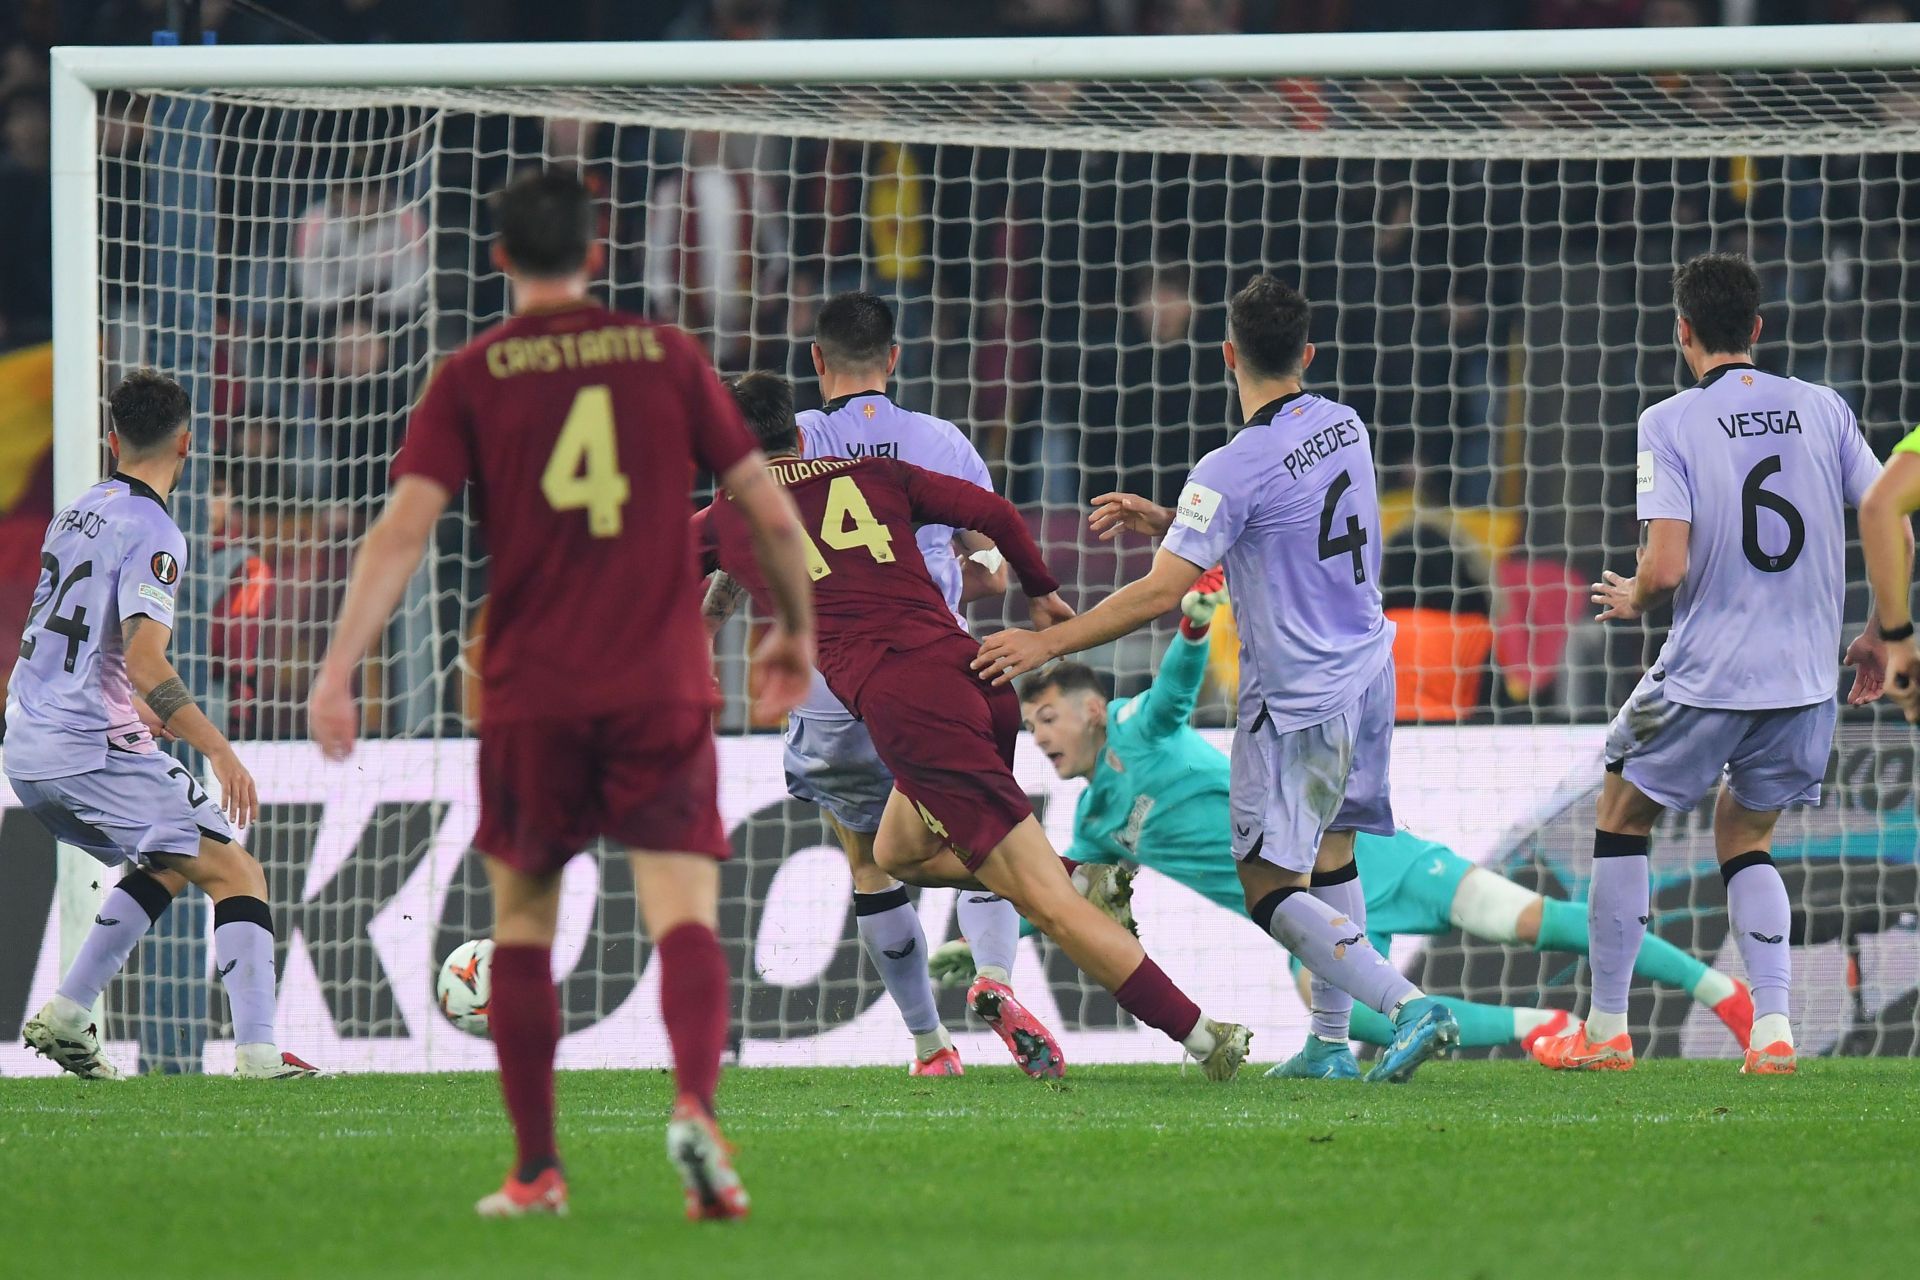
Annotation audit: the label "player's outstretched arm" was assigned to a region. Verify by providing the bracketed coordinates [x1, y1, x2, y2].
[721, 452, 816, 719]
[975, 549, 1205, 687]
[700, 571, 746, 641]
[1088, 492, 1174, 542]
[123, 616, 256, 827]
[310, 476, 451, 760]
[1592, 518, 1689, 623]
[1859, 450, 1920, 715]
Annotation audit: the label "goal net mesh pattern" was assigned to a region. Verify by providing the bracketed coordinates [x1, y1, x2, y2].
[67, 64, 1920, 1071]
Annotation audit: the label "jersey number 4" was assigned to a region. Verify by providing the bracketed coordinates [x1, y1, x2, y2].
[1741, 454, 1805, 574]
[801, 476, 895, 580]
[1318, 471, 1370, 585]
[542, 385, 632, 538]
[19, 553, 93, 673]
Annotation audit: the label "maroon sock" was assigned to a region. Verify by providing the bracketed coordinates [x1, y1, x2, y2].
[489, 944, 560, 1178]
[1113, 957, 1202, 1043]
[657, 922, 729, 1114]
[1060, 856, 1081, 877]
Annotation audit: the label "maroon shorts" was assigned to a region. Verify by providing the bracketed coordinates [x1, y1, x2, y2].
[857, 633, 1033, 872]
[475, 703, 730, 876]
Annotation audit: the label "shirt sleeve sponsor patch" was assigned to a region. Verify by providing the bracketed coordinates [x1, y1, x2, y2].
[1175, 482, 1224, 533]
[150, 550, 180, 585]
[137, 582, 175, 615]
[1636, 450, 1656, 494]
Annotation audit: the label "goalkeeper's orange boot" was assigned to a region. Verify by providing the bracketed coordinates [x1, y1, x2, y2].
[1741, 1040, 1797, 1075]
[1531, 1023, 1635, 1071]
[1713, 979, 1755, 1050]
[968, 976, 1065, 1079]
[668, 1096, 750, 1222]
[475, 1165, 568, 1218]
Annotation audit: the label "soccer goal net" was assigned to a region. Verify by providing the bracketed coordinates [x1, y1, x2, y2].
[13, 27, 1920, 1074]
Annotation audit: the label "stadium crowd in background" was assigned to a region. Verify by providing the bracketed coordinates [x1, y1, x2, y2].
[0, 0, 1914, 740]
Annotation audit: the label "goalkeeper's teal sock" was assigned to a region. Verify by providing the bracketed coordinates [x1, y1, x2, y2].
[1536, 896, 1731, 1004]
[1349, 995, 1515, 1049]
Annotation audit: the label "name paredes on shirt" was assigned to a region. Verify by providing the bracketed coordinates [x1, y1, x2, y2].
[1718, 408, 1802, 439]
[485, 325, 664, 379]
[55, 508, 105, 539]
[1283, 418, 1361, 479]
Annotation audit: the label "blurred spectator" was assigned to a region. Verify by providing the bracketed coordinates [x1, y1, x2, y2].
[644, 130, 790, 368]
[1643, 0, 1708, 22]
[291, 152, 430, 322]
[0, 89, 51, 351]
[291, 306, 416, 513]
[310, 0, 467, 44]
[667, 0, 802, 40]
[202, 464, 274, 740]
[1145, 0, 1244, 32]
[1380, 508, 1495, 722]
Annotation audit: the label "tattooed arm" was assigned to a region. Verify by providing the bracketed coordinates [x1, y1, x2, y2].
[123, 615, 257, 826]
[701, 572, 746, 641]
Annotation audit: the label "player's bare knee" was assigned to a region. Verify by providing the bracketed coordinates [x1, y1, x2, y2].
[1596, 771, 1662, 835]
[1236, 857, 1305, 914]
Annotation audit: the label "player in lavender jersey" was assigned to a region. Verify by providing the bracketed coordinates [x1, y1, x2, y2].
[700, 293, 1052, 1079]
[4, 370, 313, 1081]
[976, 276, 1459, 1083]
[1533, 253, 1891, 1079]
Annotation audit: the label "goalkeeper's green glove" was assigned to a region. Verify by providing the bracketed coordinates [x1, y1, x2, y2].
[1180, 565, 1227, 641]
[928, 939, 978, 989]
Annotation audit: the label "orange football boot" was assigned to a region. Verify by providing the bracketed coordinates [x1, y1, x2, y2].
[1741, 1040, 1797, 1075]
[475, 1165, 569, 1218]
[1530, 1023, 1634, 1071]
[1713, 980, 1755, 1050]
[668, 1096, 750, 1222]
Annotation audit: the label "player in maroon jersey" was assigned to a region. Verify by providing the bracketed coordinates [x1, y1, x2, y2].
[696, 374, 1251, 1081]
[309, 171, 816, 1222]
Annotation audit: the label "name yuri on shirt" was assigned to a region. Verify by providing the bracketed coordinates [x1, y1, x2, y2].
[1283, 418, 1361, 480]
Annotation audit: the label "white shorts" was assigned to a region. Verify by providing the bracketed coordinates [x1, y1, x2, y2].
[1230, 660, 1397, 875]
[8, 747, 234, 869]
[1604, 670, 1835, 814]
[783, 714, 894, 836]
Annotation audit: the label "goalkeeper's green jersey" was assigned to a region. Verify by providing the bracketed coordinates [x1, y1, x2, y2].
[1894, 423, 1920, 457]
[1062, 632, 1454, 924]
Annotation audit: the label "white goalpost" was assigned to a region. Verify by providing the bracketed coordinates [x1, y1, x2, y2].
[17, 23, 1920, 1074]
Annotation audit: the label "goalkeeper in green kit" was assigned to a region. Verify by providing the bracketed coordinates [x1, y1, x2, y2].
[930, 568, 1756, 1076]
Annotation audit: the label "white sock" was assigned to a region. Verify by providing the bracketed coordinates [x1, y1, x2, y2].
[1586, 1008, 1629, 1042]
[1181, 1020, 1217, 1057]
[49, 993, 93, 1027]
[1387, 988, 1428, 1021]
[956, 893, 1019, 986]
[913, 1025, 954, 1061]
[1691, 968, 1737, 1006]
[1750, 1012, 1793, 1049]
[1512, 1008, 1561, 1039]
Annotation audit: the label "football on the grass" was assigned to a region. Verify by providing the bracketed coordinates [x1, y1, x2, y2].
[436, 939, 493, 1034]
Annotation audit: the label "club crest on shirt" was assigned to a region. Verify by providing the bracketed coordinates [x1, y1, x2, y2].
[150, 551, 179, 585]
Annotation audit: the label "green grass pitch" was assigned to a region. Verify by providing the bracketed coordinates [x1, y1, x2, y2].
[1, 1059, 1910, 1279]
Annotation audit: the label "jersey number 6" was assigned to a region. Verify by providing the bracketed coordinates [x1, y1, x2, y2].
[1741, 454, 1805, 574]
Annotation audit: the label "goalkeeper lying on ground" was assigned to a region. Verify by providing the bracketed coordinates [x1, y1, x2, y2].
[930, 571, 1755, 1076]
